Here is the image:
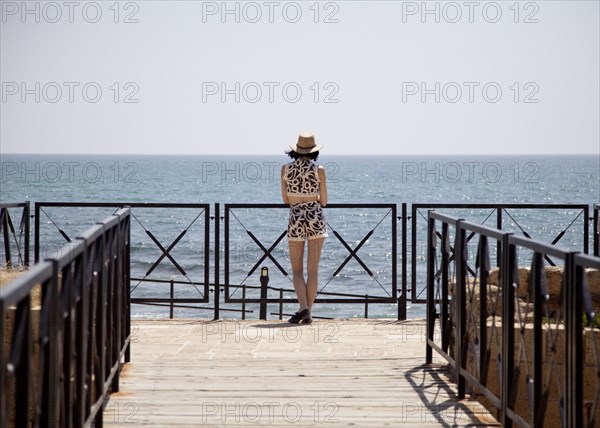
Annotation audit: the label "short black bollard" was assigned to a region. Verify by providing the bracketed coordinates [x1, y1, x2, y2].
[170, 279, 174, 319]
[242, 285, 246, 320]
[259, 267, 269, 320]
[278, 288, 284, 320]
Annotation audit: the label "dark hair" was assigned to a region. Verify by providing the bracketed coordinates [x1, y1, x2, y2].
[287, 150, 320, 161]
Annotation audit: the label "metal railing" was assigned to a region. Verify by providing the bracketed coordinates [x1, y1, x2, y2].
[221, 203, 407, 319]
[0, 202, 30, 268]
[412, 203, 591, 304]
[425, 210, 600, 427]
[11, 201, 598, 320]
[0, 208, 131, 427]
[34, 202, 214, 317]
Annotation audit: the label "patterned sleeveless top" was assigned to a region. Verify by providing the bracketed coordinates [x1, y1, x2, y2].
[284, 158, 320, 197]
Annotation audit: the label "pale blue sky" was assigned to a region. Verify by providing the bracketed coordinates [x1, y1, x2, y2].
[1, 1, 599, 154]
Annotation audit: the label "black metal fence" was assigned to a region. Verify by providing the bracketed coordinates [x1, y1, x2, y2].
[0, 208, 131, 427]
[221, 203, 405, 319]
[3, 201, 596, 320]
[34, 202, 216, 318]
[412, 203, 591, 304]
[425, 210, 600, 427]
[0, 202, 30, 268]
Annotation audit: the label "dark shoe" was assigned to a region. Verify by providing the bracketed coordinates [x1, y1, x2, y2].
[288, 309, 310, 324]
[301, 315, 313, 324]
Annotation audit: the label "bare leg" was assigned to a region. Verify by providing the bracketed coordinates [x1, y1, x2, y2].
[289, 240, 308, 310]
[306, 237, 325, 311]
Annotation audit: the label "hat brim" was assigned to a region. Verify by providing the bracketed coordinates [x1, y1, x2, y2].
[286, 144, 323, 154]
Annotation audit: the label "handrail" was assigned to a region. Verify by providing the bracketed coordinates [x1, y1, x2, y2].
[412, 203, 591, 304]
[14, 200, 599, 320]
[222, 203, 403, 318]
[0, 208, 131, 428]
[426, 209, 600, 427]
[34, 201, 212, 317]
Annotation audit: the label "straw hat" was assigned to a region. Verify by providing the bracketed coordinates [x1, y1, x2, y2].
[287, 132, 323, 154]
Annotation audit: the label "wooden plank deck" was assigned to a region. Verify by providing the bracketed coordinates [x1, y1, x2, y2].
[102, 319, 499, 427]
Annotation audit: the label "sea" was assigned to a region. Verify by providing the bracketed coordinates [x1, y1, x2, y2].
[1, 154, 598, 319]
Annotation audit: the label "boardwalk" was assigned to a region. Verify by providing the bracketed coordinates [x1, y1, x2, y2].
[102, 319, 499, 427]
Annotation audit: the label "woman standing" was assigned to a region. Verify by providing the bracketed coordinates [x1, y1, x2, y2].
[281, 133, 328, 324]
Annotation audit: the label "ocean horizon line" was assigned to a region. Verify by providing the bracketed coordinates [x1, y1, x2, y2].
[2, 152, 599, 158]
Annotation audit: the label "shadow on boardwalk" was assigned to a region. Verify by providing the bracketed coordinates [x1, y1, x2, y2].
[103, 319, 499, 427]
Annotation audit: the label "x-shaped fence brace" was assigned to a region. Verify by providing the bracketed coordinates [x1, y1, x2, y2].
[432, 228, 478, 280]
[39, 207, 72, 243]
[240, 223, 377, 281]
[139, 222, 188, 277]
[423, 209, 493, 295]
[330, 227, 374, 278]
[225, 209, 290, 299]
[423, 207, 587, 297]
[320, 210, 393, 297]
[502, 208, 585, 267]
[245, 229, 288, 278]
[227, 206, 394, 300]
[38, 206, 206, 297]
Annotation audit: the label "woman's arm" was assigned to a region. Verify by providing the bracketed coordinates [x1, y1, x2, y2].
[318, 165, 327, 207]
[281, 165, 290, 204]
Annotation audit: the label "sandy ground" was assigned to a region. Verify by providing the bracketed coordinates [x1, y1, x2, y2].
[0, 267, 25, 288]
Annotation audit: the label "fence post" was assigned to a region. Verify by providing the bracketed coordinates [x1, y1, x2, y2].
[501, 235, 515, 428]
[214, 203, 220, 320]
[41, 259, 60, 427]
[35, 202, 40, 263]
[125, 211, 131, 363]
[565, 253, 583, 428]
[440, 222, 449, 354]
[531, 252, 543, 426]
[425, 212, 436, 364]
[391, 203, 398, 319]
[477, 235, 489, 390]
[399, 202, 407, 320]
[259, 267, 269, 320]
[24, 202, 30, 267]
[14, 296, 32, 428]
[593, 204, 599, 257]
[454, 219, 466, 399]
[496, 207, 503, 267]
[584, 205, 589, 254]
